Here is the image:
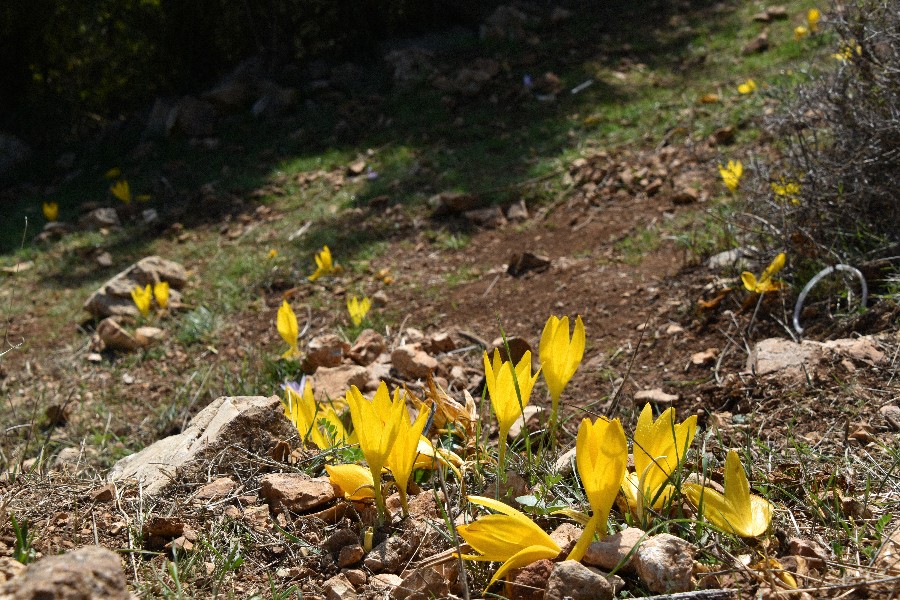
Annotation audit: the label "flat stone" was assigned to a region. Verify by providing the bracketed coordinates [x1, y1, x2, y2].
[747, 338, 823, 377]
[194, 477, 238, 501]
[633, 388, 678, 405]
[428, 192, 480, 216]
[323, 573, 357, 600]
[880, 405, 900, 431]
[392, 565, 449, 600]
[311, 365, 369, 403]
[371, 574, 403, 590]
[83, 255, 187, 318]
[508, 405, 544, 440]
[507, 252, 550, 277]
[260, 473, 335, 514]
[108, 395, 295, 496]
[584, 527, 645, 572]
[134, 326, 166, 347]
[0, 557, 25, 585]
[427, 331, 456, 354]
[79, 207, 120, 230]
[549, 523, 582, 556]
[546, 560, 613, 600]
[742, 30, 769, 55]
[304, 334, 349, 371]
[391, 344, 438, 380]
[97, 317, 140, 351]
[634, 533, 695, 593]
[0, 545, 129, 600]
[365, 532, 421, 574]
[464, 206, 507, 228]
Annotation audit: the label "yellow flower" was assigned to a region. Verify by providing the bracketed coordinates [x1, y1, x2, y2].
[483, 349, 540, 467]
[413, 437, 463, 479]
[386, 403, 430, 515]
[308, 245, 335, 281]
[683, 450, 773, 537]
[284, 380, 330, 449]
[794, 26, 809, 41]
[42, 202, 59, 222]
[104, 167, 122, 180]
[807, 8, 821, 33]
[347, 295, 372, 326]
[539, 315, 585, 425]
[325, 464, 376, 501]
[347, 383, 406, 522]
[833, 42, 862, 62]
[456, 495, 561, 590]
[153, 281, 169, 310]
[568, 417, 628, 562]
[718, 160, 743, 193]
[741, 253, 786, 294]
[131, 284, 152, 317]
[110, 180, 131, 204]
[267, 249, 278, 259]
[771, 179, 801, 205]
[623, 404, 697, 521]
[277, 300, 301, 359]
[737, 79, 757, 94]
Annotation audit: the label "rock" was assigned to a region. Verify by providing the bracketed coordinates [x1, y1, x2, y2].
[481, 5, 531, 41]
[83, 256, 187, 318]
[788, 538, 828, 571]
[90, 484, 116, 502]
[874, 529, 900, 575]
[304, 334, 349, 370]
[752, 11, 771, 22]
[79, 207, 120, 230]
[747, 338, 823, 377]
[364, 362, 392, 392]
[507, 559, 553, 600]
[706, 247, 755, 270]
[97, 318, 140, 351]
[691, 348, 718, 366]
[634, 533, 695, 593]
[489, 336, 533, 366]
[260, 473, 335, 514]
[880, 405, 900, 431]
[53, 447, 82, 471]
[427, 332, 456, 354]
[251, 83, 298, 119]
[545, 560, 613, 600]
[507, 252, 551, 277]
[0, 133, 31, 179]
[742, 30, 769, 54]
[549, 523, 582, 556]
[323, 529, 360, 554]
[0, 557, 24, 585]
[349, 329, 386, 366]
[95, 252, 113, 267]
[109, 395, 295, 496]
[671, 188, 699, 205]
[134, 326, 166, 347]
[338, 545, 365, 567]
[171, 96, 217, 138]
[392, 565, 449, 600]
[822, 338, 885, 366]
[555, 447, 577, 476]
[342, 569, 367, 587]
[506, 200, 529, 222]
[634, 388, 678, 405]
[194, 477, 237, 501]
[0, 545, 128, 599]
[365, 533, 420, 574]
[384, 47, 435, 89]
[508, 405, 544, 440]
[766, 5, 789, 19]
[311, 365, 369, 402]
[323, 573, 357, 600]
[428, 192, 480, 216]
[391, 344, 438, 380]
[709, 126, 735, 146]
[464, 206, 507, 228]
[583, 527, 645, 572]
[371, 574, 403, 591]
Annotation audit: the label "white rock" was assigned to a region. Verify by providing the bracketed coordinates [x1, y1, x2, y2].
[634, 533, 695, 593]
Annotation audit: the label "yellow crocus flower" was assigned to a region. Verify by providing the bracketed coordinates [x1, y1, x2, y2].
[456, 495, 561, 590]
[347, 383, 406, 522]
[347, 295, 372, 326]
[386, 403, 430, 515]
[277, 300, 301, 359]
[539, 315, 585, 426]
[308, 245, 336, 281]
[794, 26, 809, 41]
[683, 450, 773, 537]
[284, 380, 330, 449]
[771, 179, 801, 205]
[741, 253, 786, 294]
[807, 8, 821, 33]
[737, 79, 757, 94]
[623, 404, 697, 521]
[110, 180, 131, 204]
[483, 349, 540, 468]
[568, 417, 628, 561]
[131, 284, 152, 317]
[325, 464, 376, 501]
[42, 202, 59, 222]
[718, 160, 743, 193]
[153, 281, 169, 310]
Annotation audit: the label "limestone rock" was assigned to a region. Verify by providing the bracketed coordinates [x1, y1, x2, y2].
[311, 365, 369, 402]
[0, 557, 24, 585]
[508, 405, 544, 440]
[391, 344, 437, 380]
[0, 545, 128, 600]
[549, 523, 582, 556]
[97, 318, 140, 351]
[260, 473, 334, 514]
[545, 560, 613, 600]
[193, 477, 237, 502]
[392, 565, 449, 600]
[109, 395, 294, 496]
[323, 573, 357, 600]
[507, 559, 552, 600]
[79, 207, 120, 230]
[134, 326, 166, 347]
[349, 329, 386, 366]
[304, 334, 349, 370]
[427, 332, 456, 354]
[583, 527, 645, 572]
[364, 532, 420, 574]
[338, 545, 365, 568]
[83, 256, 187, 318]
[634, 388, 678, 405]
[634, 533, 695, 593]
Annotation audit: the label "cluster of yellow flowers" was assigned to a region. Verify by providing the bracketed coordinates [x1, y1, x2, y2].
[273, 310, 775, 589]
[130, 281, 169, 317]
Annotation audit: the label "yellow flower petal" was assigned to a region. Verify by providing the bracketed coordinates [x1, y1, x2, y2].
[326, 464, 376, 500]
[277, 300, 300, 358]
[539, 315, 586, 409]
[153, 281, 169, 310]
[684, 450, 773, 537]
[131, 284, 152, 317]
[42, 202, 59, 222]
